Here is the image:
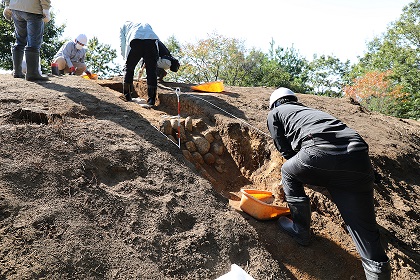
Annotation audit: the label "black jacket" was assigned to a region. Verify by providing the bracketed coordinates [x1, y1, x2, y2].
[267, 101, 368, 159]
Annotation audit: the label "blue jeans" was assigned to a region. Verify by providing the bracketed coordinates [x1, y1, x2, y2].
[12, 10, 44, 52]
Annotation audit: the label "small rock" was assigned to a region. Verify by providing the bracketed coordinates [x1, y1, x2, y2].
[185, 116, 193, 132]
[192, 152, 204, 164]
[203, 153, 216, 165]
[211, 142, 224, 156]
[192, 136, 210, 155]
[185, 141, 197, 152]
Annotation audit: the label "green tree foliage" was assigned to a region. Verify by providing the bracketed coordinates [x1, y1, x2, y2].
[162, 35, 182, 82]
[348, 0, 419, 119]
[307, 54, 350, 97]
[0, 7, 14, 70]
[85, 37, 120, 79]
[180, 32, 247, 84]
[0, 9, 65, 72]
[264, 41, 310, 93]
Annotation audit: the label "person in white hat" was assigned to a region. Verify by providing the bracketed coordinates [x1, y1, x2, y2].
[52, 34, 91, 76]
[267, 87, 391, 280]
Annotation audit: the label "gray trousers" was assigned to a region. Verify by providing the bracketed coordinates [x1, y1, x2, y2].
[281, 145, 389, 263]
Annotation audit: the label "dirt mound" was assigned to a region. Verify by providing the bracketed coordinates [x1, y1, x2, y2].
[0, 74, 419, 279]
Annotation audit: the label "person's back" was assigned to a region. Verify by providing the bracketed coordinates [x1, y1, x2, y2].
[268, 102, 367, 159]
[267, 87, 391, 280]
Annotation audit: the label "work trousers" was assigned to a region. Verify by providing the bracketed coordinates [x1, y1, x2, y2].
[12, 10, 44, 53]
[281, 145, 389, 263]
[53, 57, 87, 75]
[124, 39, 158, 87]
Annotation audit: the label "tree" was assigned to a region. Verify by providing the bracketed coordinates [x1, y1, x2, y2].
[162, 36, 182, 82]
[85, 37, 121, 79]
[180, 32, 247, 84]
[0, 9, 65, 72]
[0, 7, 14, 70]
[343, 70, 405, 115]
[347, 0, 419, 119]
[307, 54, 350, 97]
[265, 40, 310, 93]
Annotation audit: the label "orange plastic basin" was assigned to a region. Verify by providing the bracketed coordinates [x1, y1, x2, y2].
[240, 189, 290, 220]
[191, 81, 224, 93]
[82, 73, 98, 80]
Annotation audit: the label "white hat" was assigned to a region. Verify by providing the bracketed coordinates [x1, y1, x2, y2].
[269, 87, 295, 109]
[75, 34, 88, 45]
[157, 57, 171, 70]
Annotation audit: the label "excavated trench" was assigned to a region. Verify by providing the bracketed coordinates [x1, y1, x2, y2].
[99, 80, 286, 205]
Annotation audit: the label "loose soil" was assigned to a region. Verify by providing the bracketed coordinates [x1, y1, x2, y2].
[0, 74, 419, 279]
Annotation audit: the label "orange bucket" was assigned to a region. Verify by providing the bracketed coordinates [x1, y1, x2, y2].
[239, 189, 290, 220]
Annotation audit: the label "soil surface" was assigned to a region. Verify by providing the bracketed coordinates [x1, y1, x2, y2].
[0, 74, 419, 280]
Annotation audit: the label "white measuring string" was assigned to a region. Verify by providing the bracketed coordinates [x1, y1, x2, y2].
[180, 91, 272, 138]
[149, 87, 273, 149]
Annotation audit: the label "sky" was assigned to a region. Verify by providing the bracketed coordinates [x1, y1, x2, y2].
[47, 0, 413, 66]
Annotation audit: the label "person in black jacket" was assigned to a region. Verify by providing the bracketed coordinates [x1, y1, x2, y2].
[156, 40, 180, 81]
[267, 87, 390, 280]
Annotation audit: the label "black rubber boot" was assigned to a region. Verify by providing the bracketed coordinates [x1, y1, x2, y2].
[25, 50, 49, 81]
[12, 47, 25, 78]
[147, 85, 157, 106]
[362, 258, 391, 280]
[278, 195, 311, 246]
[123, 82, 134, 101]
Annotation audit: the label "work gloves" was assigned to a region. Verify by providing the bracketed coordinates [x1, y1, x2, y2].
[69, 66, 76, 74]
[2, 6, 49, 23]
[42, 9, 50, 23]
[3, 6, 12, 21]
[85, 70, 93, 78]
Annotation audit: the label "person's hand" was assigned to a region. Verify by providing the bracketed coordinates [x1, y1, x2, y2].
[3, 6, 12, 21]
[85, 70, 92, 77]
[69, 66, 76, 73]
[42, 9, 50, 23]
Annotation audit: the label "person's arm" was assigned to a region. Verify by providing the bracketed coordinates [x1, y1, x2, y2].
[40, 0, 51, 10]
[40, 0, 51, 22]
[158, 40, 171, 57]
[120, 25, 127, 58]
[61, 42, 75, 68]
[267, 111, 296, 159]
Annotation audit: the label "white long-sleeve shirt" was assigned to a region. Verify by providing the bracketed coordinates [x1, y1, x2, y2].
[120, 21, 159, 60]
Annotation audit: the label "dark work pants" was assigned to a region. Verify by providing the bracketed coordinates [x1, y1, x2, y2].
[124, 39, 158, 87]
[281, 146, 389, 263]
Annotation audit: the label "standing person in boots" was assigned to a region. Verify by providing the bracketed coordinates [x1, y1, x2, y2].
[267, 87, 391, 280]
[2, 0, 51, 81]
[120, 21, 159, 106]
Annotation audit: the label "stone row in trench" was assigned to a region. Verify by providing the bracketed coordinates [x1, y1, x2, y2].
[159, 116, 227, 177]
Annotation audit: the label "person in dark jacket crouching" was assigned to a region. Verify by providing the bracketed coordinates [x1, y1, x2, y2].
[267, 87, 391, 280]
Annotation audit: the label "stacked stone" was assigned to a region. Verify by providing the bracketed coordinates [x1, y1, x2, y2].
[159, 116, 226, 174]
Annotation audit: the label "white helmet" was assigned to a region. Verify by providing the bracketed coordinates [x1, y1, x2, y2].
[269, 87, 295, 109]
[75, 34, 88, 45]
